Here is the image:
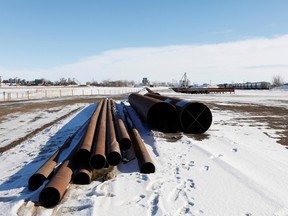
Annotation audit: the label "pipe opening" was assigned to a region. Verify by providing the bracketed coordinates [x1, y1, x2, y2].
[75, 149, 90, 164]
[107, 152, 122, 166]
[119, 138, 132, 150]
[180, 102, 212, 134]
[73, 172, 92, 185]
[90, 154, 106, 169]
[147, 102, 178, 132]
[28, 174, 47, 191]
[39, 187, 61, 208]
[140, 162, 155, 174]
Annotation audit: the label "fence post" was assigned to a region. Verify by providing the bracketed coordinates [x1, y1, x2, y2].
[27, 91, 29, 100]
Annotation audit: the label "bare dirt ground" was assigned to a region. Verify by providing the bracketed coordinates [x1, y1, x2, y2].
[206, 102, 288, 146]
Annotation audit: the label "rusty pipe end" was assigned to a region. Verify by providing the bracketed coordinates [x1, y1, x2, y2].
[28, 173, 47, 191]
[180, 102, 212, 134]
[107, 151, 122, 166]
[73, 170, 92, 185]
[140, 162, 155, 174]
[75, 149, 90, 164]
[147, 102, 178, 132]
[90, 154, 106, 169]
[119, 138, 131, 150]
[39, 186, 61, 208]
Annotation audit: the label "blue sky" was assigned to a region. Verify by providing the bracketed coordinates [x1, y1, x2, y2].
[0, 1, 288, 83]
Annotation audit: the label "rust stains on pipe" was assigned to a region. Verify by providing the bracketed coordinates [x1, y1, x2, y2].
[106, 99, 122, 166]
[145, 93, 212, 134]
[111, 100, 131, 150]
[90, 98, 108, 169]
[128, 93, 178, 132]
[123, 104, 155, 174]
[76, 100, 104, 164]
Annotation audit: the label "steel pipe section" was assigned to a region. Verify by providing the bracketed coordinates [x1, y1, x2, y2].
[129, 128, 155, 174]
[73, 164, 92, 185]
[76, 100, 104, 164]
[28, 152, 57, 191]
[39, 159, 74, 208]
[90, 99, 108, 169]
[106, 99, 122, 166]
[145, 93, 212, 134]
[128, 93, 178, 132]
[111, 100, 131, 150]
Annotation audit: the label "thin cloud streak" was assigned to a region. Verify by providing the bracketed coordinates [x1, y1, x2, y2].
[1, 35, 288, 84]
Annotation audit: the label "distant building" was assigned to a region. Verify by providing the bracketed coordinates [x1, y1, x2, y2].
[142, 77, 149, 86]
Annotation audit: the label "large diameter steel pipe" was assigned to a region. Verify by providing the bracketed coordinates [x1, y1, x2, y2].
[76, 100, 104, 164]
[90, 99, 108, 169]
[128, 93, 178, 132]
[111, 100, 131, 150]
[106, 99, 122, 166]
[145, 93, 212, 134]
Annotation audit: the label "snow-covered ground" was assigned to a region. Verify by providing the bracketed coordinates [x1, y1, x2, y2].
[0, 88, 288, 216]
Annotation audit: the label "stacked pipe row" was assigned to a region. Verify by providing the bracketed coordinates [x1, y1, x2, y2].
[128, 90, 212, 134]
[28, 98, 155, 208]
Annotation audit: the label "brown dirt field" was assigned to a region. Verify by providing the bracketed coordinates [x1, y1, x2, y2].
[206, 102, 288, 146]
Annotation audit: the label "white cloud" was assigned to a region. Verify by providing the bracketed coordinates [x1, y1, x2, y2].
[1, 35, 288, 84]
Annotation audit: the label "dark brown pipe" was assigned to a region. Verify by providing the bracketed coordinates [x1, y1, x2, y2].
[39, 137, 83, 208]
[106, 99, 122, 166]
[122, 104, 155, 174]
[90, 99, 108, 169]
[28, 122, 88, 191]
[76, 100, 104, 164]
[128, 93, 178, 132]
[145, 93, 212, 134]
[73, 163, 92, 185]
[129, 128, 155, 173]
[111, 100, 131, 150]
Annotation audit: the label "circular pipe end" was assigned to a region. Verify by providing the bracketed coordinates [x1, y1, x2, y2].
[90, 154, 106, 169]
[140, 162, 155, 174]
[180, 102, 212, 134]
[119, 138, 132, 150]
[107, 152, 122, 166]
[28, 174, 47, 191]
[73, 172, 91, 185]
[39, 187, 61, 208]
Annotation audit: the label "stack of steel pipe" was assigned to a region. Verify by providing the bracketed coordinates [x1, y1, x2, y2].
[128, 93, 178, 132]
[144, 92, 213, 134]
[28, 98, 155, 208]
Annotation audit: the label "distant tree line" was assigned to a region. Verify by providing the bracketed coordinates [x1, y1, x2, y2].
[1, 76, 175, 87]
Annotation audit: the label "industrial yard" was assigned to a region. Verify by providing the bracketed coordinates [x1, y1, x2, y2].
[0, 87, 288, 216]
